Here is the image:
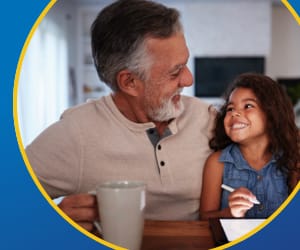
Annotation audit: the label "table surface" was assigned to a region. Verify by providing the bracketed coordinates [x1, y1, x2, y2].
[141, 220, 216, 250]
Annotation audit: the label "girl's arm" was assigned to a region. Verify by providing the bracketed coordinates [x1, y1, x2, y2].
[200, 151, 232, 220]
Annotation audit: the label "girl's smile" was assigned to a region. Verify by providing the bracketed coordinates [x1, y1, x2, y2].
[230, 122, 249, 130]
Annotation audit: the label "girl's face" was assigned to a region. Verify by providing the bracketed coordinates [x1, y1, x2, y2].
[224, 87, 268, 145]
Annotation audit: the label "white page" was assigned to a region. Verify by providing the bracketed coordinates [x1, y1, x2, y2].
[220, 219, 265, 241]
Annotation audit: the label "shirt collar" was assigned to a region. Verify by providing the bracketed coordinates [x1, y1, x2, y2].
[219, 144, 276, 171]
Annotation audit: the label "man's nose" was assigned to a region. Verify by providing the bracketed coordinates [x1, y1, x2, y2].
[179, 66, 193, 87]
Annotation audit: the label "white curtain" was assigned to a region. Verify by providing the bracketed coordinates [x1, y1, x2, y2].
[18, 14, 69, 147]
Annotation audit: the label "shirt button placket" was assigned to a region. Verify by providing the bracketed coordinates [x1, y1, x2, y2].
[156, 142, 172, 184]
[256, 174, 264, 213]
[155, 142, 169, 183]
[157, 144, 165, 167]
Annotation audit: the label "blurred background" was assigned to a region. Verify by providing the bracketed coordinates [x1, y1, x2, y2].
[17, 0, 300, 147]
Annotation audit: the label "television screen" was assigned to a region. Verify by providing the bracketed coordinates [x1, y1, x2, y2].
[194, 57, 265, 97]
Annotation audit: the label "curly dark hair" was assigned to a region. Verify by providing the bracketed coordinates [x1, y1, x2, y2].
[209, 73, 300, 191]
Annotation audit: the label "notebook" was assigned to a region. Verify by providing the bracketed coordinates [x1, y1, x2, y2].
[209, 218, 265, 246]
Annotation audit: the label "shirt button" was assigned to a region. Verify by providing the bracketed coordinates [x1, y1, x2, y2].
[257, 175, 263, 181]
[148, 129, 154, 134]
[160, 161, 165, 166]
[157, 145, 161, 150]
[258, 204, 264, 211]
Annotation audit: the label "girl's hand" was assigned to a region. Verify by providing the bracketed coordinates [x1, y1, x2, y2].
[228, 187, 257, 217]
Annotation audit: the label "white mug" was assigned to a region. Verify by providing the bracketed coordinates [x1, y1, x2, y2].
[95, 180, 146, 250]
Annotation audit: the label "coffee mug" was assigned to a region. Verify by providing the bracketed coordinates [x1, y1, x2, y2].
[95, 180, 146, 250]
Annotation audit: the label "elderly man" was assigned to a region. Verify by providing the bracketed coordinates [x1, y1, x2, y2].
[26, 0, 215, 233]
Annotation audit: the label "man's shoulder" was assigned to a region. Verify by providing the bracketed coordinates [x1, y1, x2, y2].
[61, 96, 108, 119]
[181, 95, 216, 115]
[182, 95, 211, 107]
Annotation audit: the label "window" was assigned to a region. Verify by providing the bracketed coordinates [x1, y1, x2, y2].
[17, 14, 69, 146]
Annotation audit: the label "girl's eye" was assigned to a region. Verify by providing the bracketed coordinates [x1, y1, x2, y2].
[226, 106, 234, 112]
[245, 103, 254, 109]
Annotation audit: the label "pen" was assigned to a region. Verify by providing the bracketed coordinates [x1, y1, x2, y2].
[221, 184, 260, 204]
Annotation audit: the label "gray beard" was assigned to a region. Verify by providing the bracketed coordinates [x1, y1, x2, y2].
[146, 96, 184, 122]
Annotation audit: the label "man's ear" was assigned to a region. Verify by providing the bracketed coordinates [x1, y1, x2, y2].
[116, 70, 140, 96]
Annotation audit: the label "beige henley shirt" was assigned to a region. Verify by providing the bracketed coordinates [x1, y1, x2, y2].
[26, 94, 215, 220]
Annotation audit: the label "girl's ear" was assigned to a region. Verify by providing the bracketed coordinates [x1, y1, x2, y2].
[116, 70, 140, 97]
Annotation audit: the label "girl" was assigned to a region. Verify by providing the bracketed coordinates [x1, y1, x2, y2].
[200, 73, 300, 219]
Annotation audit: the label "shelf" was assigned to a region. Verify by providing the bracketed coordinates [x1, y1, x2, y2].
[76, 5, 110, 104]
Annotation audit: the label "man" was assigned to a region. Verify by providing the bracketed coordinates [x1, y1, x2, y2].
[26, 0, 215, 233]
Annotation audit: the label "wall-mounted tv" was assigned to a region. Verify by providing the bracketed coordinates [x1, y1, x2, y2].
[194, 57, 265, 97]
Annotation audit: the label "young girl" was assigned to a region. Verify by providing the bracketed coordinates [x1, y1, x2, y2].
[200, 73, 300, 219]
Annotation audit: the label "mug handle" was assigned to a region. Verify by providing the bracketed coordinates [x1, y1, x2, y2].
[93, 221, 102, 234]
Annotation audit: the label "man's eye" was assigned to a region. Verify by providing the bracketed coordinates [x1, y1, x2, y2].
[170, 65, 185, 79]
[170, 71, 180, 79]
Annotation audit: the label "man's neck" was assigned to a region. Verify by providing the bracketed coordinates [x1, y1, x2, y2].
[112, 92, 169, 136]
[153, 121, 170, 136]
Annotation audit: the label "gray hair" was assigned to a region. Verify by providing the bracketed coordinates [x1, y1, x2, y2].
[91, 0, 182, 91]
